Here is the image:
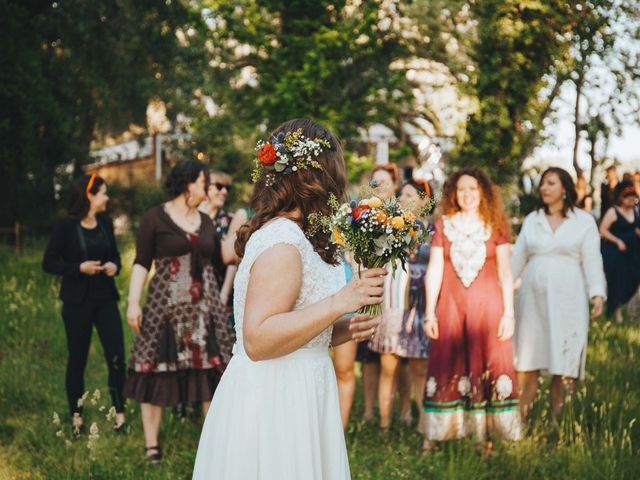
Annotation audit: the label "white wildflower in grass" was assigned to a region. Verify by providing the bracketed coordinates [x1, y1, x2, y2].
[56, 430, 64, 438]
[106, 406, 116, 422]
[64, 439, 72, 447]
[86, 422, 100, 452]
[90, 388, 101, 405]
[52, 411, 60, 426]
[77, 391, 89, 408]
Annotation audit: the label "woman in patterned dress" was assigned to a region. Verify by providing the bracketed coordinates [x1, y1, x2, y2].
[420, 168, 522, 454]
[123, 160, 228, 464]
[369, 179, 432, 430]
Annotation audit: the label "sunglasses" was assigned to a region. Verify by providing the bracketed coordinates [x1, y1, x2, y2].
[212, 182, 231, 192]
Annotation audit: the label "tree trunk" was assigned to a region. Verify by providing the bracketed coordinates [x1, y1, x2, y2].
[572, 75, 584, 177]
[517, 76, 564, 164]
[588, 131, 598, 190]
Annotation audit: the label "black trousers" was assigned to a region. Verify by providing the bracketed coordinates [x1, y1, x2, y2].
[61, 299, 126, 416]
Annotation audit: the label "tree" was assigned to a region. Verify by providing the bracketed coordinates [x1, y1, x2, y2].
[563, 0, 640, 179]
[450, 0, 573, 184]
[189, 0, 421, 181]
[0, 0, 202, 228]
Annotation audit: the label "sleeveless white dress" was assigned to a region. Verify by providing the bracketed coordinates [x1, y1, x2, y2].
[192, 218, 350, 479]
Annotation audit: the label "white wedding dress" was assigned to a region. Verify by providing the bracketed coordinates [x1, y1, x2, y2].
[193, 218, 350, 479]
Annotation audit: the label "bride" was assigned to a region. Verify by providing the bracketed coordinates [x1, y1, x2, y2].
[192, 118, 386, 479]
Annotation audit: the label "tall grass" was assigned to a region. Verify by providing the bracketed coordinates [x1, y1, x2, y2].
[0, 242, 638, 479]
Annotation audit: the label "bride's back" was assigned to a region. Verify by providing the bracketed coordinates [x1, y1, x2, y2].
[232, 217, 345, 354]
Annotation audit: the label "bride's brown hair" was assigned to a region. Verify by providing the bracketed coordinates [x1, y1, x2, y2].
[235, 118, 347, 265]
[439, 168, 511, 239]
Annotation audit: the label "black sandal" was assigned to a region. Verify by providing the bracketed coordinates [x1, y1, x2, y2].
[113, 422, 129, 434]
[144, 445, 162, 465]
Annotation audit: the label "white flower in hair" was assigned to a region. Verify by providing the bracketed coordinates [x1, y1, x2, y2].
[252, 128, 331, 182]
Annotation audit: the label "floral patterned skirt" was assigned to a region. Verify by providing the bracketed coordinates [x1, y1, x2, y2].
[124, 255, 234, 406]
[419, 301, 522, 441]
[369, 307, 430, 359]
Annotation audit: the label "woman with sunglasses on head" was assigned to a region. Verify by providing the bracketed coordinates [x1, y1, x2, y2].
[340, 163, 409, 424]
[200, 170, 237, 365]
[369, 179, 433, 431]
[43, 174, 126, 435]
[599, 180, 640, 323]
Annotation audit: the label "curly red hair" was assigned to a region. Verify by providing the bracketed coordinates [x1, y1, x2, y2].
[438, 168, 510, 240]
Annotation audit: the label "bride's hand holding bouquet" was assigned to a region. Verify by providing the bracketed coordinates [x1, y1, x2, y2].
[332, 267, 387, 342]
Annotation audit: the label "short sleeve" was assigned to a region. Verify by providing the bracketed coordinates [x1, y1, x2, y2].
[494, 228, 511, 246]
[133, 208, 157, 270]
[430, 219, 444, 247]
[244, 219, 306, 271]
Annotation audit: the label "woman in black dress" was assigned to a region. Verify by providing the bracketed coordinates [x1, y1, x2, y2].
[42, 174, 126, 434]
[599, 180, 640, 322]
[123, 160, 226, 464]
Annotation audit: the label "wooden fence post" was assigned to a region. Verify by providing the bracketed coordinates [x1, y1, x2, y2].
[14, 221, 21, 256]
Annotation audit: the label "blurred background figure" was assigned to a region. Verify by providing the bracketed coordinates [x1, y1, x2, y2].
[42, 174, 126, 435]
[599, 180, 640, 323]
[332, 257, 358, 430]
[576, 174, 593, 212]
[512, 167, 605, 422]
[123, 160, 226, 465]
[600, 166, 619, 219]
[421, 168, 520, 455]
[369, 179, 432, 431]
[200, 170, 237, 363]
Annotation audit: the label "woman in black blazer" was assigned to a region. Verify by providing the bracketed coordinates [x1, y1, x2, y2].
[43, 174, 126, 434]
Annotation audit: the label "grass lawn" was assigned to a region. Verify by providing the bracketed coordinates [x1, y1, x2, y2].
[1, 240, 639, 479]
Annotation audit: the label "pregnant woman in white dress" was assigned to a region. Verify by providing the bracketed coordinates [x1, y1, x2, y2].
[511, 167, 606, 421]
[193, 119, 386, 479]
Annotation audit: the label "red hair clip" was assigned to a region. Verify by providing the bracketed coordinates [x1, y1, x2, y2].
[414, 178, 432, 199]
[86, 174, 97, 196]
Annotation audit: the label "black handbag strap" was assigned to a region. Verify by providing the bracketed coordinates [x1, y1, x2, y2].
[76, 222, 88, 261]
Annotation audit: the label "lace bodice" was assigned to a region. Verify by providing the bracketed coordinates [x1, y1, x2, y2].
[233, 218, 346, 353]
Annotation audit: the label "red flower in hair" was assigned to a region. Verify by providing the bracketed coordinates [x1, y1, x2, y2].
[257, 143, 278, 165]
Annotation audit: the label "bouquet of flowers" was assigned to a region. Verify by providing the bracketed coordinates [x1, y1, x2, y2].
[311, 187, 436, 316]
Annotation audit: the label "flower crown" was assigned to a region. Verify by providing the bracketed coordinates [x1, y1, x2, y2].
[252, 128, 331, 184]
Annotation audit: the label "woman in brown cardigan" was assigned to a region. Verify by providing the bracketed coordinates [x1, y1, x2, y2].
[123, 160, 228, 464]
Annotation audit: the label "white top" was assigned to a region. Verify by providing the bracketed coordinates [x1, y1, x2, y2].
[233, 217, 346, 354]
[511, 209, 606, 378]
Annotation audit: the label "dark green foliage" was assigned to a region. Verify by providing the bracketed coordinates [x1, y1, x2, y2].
[0, 0, 201, 228]
[451, 0, 572, 184]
